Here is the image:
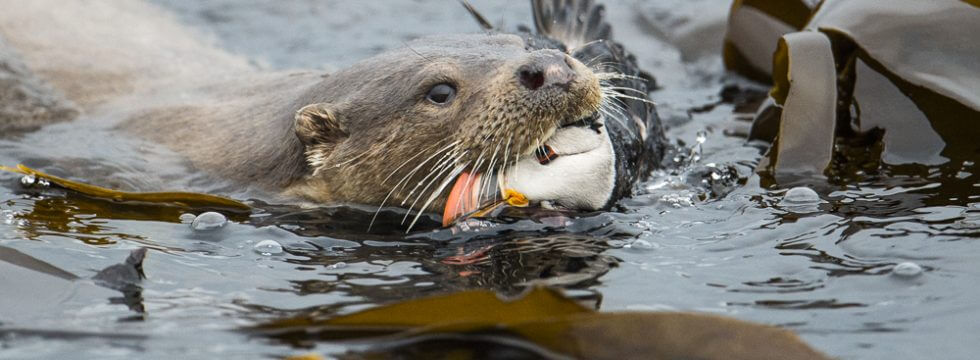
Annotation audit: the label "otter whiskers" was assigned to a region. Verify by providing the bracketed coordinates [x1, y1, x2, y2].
[408, 163, 467, 232]
[401, 149, 467, 224]
[401, 147, 462, 206]
[368, 139, 458, 231]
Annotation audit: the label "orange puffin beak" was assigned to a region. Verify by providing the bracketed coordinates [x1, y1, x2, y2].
[442, 171, 530, 227]
[443, 171, 482, 227]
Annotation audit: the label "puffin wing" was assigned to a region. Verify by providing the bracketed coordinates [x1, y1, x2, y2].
[530, 0, 665, 205]
[531, 0, 612, 50]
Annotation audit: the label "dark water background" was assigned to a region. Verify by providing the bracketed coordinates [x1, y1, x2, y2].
[1, 1, 978, 359]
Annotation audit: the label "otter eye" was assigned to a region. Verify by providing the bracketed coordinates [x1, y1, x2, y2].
[426, 83, 456, 105]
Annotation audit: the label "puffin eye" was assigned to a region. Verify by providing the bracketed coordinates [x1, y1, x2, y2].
[426, 83, 456, 105]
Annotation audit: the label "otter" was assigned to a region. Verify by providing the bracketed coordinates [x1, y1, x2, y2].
[0, 0, 663, 228]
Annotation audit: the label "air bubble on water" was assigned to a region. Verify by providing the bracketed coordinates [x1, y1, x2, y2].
[327, 262, 347, 270]
[191, 212, 227, 231]
[892, 262, 923, 277]
[19, 175, 36, 187]
[253, 239, 284, 256]
[179, 213, 197, 224]
[18, 174, 51, 188]
[782, 187, 820, 204]
[778, 187, 823, 213]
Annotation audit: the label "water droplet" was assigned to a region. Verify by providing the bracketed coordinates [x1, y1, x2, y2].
[253, 240, 283, 256]
[327, 262, 347, 270]
[179, 213, 197, 224]
[695, 131, 707, 144]
[191, 212, 227, 231]
[892, 262, 923, 277]
[782, 187, 820, 204]
[19, 175, 36, 187]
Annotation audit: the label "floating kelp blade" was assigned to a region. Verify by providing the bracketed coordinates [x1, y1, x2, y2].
[253, 287, 830, 360]
[732, 0, 980, 184]
[255, 287, 590, 333]
[805, 0, 980, 164]
[0, 164, 250, 213]
[756, 32, 836, 179]
[723, 0, 815, 82]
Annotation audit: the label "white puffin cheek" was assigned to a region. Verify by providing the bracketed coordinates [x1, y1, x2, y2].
[501, 124, 616, 210]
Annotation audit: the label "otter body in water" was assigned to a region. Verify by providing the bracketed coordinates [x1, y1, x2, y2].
[0, 0, 662, 227]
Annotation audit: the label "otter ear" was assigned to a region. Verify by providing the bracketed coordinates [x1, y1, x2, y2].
[295, 103, 348, 146]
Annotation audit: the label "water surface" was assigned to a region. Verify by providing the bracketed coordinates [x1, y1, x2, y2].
[1, 1, 978, 359]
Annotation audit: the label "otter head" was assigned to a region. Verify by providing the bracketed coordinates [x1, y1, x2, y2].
[293, 34, 612, 228]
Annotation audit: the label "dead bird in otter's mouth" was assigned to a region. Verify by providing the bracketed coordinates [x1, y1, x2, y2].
[433, 0, 667, 228]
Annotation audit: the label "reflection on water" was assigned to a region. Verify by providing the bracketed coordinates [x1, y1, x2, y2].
[331, 334, 563, 360]
[1, 1, 978, 359]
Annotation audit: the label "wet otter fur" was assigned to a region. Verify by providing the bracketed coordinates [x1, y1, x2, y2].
[0, 36, 78, 135]
[0, 0, 661, 221]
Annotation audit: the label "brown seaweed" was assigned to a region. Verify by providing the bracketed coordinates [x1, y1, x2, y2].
[726, 0, 980, 183]
[253, 287, 830, 360]
[1, 164, 251, 213]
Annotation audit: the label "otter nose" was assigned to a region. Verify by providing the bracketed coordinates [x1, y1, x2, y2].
[517, 53, 575, 91]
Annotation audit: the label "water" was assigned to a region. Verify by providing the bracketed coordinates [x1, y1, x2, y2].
[1, 1, 978, 359]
